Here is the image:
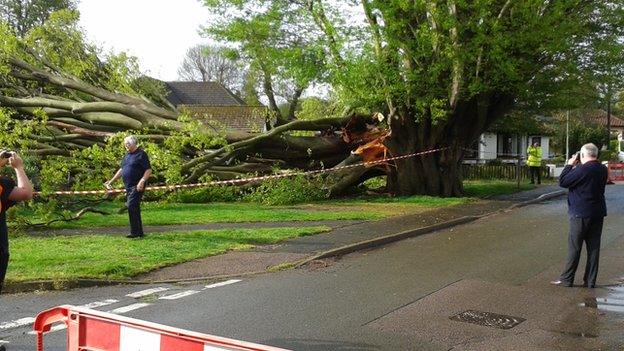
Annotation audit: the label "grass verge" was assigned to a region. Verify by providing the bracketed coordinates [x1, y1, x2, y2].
[16, 180, 540, 230]
[6, 226, 329, 283]
[463, 180, 537, 197]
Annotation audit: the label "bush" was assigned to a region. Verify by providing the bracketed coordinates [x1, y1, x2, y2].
[599, 149, 619, 162]
[168, 185, 241, 203]
[243, 175, 328, 205]
[362, 176, 386, 190]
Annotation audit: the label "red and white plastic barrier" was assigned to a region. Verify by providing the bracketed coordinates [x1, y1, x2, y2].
[606, 162, 624, 182]
[33, 305, 290, 351]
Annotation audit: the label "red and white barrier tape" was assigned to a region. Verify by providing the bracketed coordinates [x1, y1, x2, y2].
[35, 147, 449, 196]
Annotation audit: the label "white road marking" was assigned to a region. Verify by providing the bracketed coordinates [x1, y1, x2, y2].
[0, 317, 35, 330]
[126, 287, 169, 298]
[4, 281, 239, 335]
[80, 299, 119, 309]
[598, 298, 624, 305]
[108, 303, 151, 314]
[204, 279, 242, 290]
[597, 304, 624, 313]
[159, 290, 200, 300]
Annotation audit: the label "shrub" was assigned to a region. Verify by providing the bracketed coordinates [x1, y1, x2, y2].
[168, 185, 241, 203]
[243, 175, 328, 205]
[599, 149, 619, 162]
[362, 176, 386, 190]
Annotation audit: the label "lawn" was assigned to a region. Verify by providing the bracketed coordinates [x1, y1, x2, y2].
[15, 180, 538, 230]
[6, 226, 329, 282]
[36, 202, 388, 229]
[463, 180, 537, 197]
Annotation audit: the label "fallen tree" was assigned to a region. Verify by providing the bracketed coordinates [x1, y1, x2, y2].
[2, 2, 622, 197]
[0, 20, 389, 195]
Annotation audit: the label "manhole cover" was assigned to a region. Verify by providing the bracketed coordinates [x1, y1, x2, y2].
[449, 310, 525, 330]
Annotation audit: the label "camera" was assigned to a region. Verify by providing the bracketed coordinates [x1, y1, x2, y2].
[0, 150, 13, 159]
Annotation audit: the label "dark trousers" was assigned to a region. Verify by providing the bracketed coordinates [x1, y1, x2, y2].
[560, 216, 603, 286]
[126, 187, 144, 236]
[0, 246, 8, 294]
[529, 166, 541, 184]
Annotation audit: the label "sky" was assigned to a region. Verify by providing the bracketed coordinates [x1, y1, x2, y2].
[78, 0, 213, 81]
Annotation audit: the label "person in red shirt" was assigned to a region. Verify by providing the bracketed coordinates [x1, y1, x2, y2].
[0, 150, 33, 296]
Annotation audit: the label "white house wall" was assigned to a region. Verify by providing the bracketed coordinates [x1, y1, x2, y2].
[479, 133, 497, 160]
[474, 133, 551, 161]
[541, 137, 550, 159]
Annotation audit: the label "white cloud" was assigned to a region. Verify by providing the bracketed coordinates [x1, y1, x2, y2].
[78, 0, 213, 81]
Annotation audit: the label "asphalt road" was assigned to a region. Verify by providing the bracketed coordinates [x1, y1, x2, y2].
[2, 186, 624, 350]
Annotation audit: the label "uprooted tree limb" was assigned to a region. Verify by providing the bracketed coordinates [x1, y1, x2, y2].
[0, 48, 392, 195]
[24, 206, 110, 228]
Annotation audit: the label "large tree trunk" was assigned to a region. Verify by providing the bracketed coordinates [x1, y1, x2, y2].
[385, 94, 514, 197]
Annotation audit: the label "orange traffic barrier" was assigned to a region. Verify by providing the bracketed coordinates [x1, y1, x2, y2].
[33, 305, 290, 351]
[607, 162, 624, 182]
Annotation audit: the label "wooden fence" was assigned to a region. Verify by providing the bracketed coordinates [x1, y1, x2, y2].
[461, 164, 550, 181]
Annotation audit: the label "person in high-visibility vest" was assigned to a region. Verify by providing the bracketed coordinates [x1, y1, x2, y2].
[527, 141, 543, 184]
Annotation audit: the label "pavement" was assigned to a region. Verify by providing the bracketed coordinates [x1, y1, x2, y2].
[6, 184, 566, 293]
[5, 183, 624, 350]
[135, 184, 565, 283]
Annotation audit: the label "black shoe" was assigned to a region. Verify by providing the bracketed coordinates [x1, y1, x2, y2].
[1, 344, 7, 351]
[550, 279, 572, 287]
[126, 234, 144, 239]
[582, 282, 596, 288]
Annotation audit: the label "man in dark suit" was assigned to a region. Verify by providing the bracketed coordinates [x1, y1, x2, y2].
[551, 143, 608, 288]
[105, 136, 152, 239]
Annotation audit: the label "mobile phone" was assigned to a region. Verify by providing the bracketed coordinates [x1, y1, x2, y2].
[574, 152, 581, 162]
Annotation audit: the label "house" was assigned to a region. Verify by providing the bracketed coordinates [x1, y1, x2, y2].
[583, 109, 624, 145]
[465, 133, 551, 163]
[164, 81, 267, 133]
[581, 109, 624, 161]
[582, 109, 624, 161]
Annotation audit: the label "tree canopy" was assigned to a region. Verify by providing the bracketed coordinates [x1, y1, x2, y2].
[202, 0, 327, 125]
[199, 0, 624, 195]
[0, 0, 76, 36]
[0, 1, 623, 200]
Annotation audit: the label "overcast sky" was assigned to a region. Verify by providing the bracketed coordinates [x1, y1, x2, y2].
[78, 0, 212, 81]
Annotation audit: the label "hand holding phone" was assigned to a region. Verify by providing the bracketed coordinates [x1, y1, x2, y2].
[567, 152, 580, 166]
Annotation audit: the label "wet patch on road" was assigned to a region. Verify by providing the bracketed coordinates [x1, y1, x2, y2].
[590, 284, 624, 314]
[449, 310, 525, 330]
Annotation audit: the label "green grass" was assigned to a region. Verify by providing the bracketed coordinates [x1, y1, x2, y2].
[6, 226, 329, 282]
[32, 202, 386, 229]
[15, 180, 537, 230]
[463, 180, 536, 197]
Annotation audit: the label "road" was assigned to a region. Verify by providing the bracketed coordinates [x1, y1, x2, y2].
[2, 186, 624, 350]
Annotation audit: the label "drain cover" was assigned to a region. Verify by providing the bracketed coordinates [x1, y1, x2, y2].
[450, 310, 525, 330]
